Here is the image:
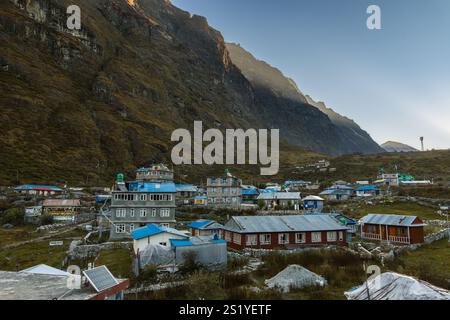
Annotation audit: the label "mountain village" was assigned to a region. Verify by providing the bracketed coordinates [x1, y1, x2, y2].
[0, 162, 449, 300]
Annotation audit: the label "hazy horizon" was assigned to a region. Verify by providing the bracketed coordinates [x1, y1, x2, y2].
[173, 0, 450, 150]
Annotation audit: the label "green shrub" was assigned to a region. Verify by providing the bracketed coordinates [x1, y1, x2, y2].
[0, 208, 24, 226]
[39, 214, 54, 226]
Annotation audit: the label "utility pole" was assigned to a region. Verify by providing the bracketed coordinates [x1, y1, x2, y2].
[363, 262, 371, 300]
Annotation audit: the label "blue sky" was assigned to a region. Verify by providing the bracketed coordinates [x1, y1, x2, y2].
[172, 0, 450, 150]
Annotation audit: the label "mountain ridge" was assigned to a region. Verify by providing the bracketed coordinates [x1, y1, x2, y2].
[1, 0, 381, 185]
[225, 42, 384, 155]
[381, 141, 418, 153]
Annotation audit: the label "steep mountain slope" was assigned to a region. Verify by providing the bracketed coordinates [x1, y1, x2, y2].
[1, 0, 379, 185]
[381, 141, 418, 153]
[226, 43, 383, 155]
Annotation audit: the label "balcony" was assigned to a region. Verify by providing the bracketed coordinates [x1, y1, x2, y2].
[361, 232, 410, 244]
[361, 232, 382, 241]
[387, 235, 410, 244]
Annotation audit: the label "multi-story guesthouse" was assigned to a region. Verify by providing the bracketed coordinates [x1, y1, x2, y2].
[175, 184, 199, 205]
[206, 170, 242, 208]
[302, 195, 325, 212]
[109, 166, 177, 239]
[222, 215, 348, 250]
[187, 219, 224, 238]
[360, 214, 425, 244]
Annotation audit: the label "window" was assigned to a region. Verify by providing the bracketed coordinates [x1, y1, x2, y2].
[115, 224, 126, 234]
[160, 223, 170, 228]
[139, 194, 147, 201]
[151, 208, 156, 217]
[116, 209, 126, 217]
[338, 231, 344, 241]
[327, 231, 337, 242]
[367, 225, 377, 233]
[246, 235, 257, 246]
[233, 233, 241, 245]
[295, 233, 306, 244]
[140, 209, 147, 217]
[129, 224, 135, 232]
[225, 232, 232, 242]
[312, 232, 322, 243]
[260, 234, 271, 245]
[160, 208, 170, 217]
[130, 209, 135, 217]
[278, 233, 289, 245]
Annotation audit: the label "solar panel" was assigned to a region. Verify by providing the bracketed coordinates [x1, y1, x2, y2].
[83, 266, 118, 292]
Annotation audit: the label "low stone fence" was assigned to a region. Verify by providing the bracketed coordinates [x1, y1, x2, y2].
[67, 241, 132, 260]
[392, 228, 449, 256]
[256, 210, 303, 215]
[241, 245, 346, 258]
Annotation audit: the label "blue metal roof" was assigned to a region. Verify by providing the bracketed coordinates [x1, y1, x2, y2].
[15, 184, 63, 191]
[194, 195, 207, 200]
[187, 220, 213, 229]
[170, 239, 193, 247]
[258, 189, 277, 193]
[131, 224, 188, 240]
[241, 189, 259, 196]
[128, 182, 176, 193]
[175, 184, 198, 192]
[356, 185, 379, 191]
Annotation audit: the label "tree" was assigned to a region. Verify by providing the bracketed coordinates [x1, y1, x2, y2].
[0, 208, 24, 226]
[257, 199, 265, 210]
[40, 214, 54, 226]
[179, 251, 202, 274]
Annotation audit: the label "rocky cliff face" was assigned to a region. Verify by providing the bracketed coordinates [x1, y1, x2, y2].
[226, 43, 384, 156]
[0, 0, 380, 184]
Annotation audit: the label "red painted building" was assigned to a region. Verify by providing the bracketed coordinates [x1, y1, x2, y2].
[360, 214, 425, 244]
[221, 215, 348, 250]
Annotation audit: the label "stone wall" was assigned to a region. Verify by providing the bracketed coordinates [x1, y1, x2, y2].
[67, 240, 132, 260]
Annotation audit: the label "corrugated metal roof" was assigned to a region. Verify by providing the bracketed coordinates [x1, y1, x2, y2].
[132, 224, 189, 240]
[356, 185, 379, 191]
[15, 184, 63, 191]
[241, 189, 259, 196]
[258, 189, 277, 193]
[257, 192, 301, 200]
[224, 215, 348, 233]
[43, 199, 81, 207]
[187, 220, 213, 229]
[187, 220, 224, 230]
[360, 214, 424, 227]
[175, 184, 198, 192]
[128, 182, 176, 193]
[303, 195, 324, 201]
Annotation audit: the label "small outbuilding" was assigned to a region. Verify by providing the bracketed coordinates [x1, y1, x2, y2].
[132, 224, 190, 254]
[360, 214, 425, 244]
[303, 195, 325, 211]
[186, 220, 224, 238]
